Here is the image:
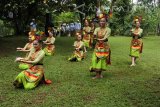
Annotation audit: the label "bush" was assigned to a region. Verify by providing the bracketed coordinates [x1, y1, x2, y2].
[0, 20, 15, 37]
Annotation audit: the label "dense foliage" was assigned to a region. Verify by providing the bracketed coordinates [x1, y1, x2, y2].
[0, 0, 159, 36]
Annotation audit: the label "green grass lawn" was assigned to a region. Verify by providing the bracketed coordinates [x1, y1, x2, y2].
[0, 36, 160, 107]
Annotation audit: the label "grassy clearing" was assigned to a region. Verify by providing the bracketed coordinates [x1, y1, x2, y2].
[0, 36, 160, 107]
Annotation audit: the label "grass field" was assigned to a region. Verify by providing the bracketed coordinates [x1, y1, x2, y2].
[0, 36, 160, 107]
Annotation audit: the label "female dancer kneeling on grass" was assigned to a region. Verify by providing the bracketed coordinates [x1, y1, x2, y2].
[68, 32, 86, 62]
[130, 19, 143, 66]
[43, 27, 55, 56]
[90, 14, 111, 79]
[17, 32, 35, 70]
[14, 40, 51, 90]
[16, 32, 35, 54]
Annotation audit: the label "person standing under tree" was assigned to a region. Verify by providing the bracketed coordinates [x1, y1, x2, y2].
[30, 18, 37, 32]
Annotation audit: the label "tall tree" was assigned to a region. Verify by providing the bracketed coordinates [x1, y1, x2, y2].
[110, 0, 132, 35]
[0, 0, 46, 35]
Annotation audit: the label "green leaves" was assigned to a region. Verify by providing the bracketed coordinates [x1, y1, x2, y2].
[55, 12, 78, 23]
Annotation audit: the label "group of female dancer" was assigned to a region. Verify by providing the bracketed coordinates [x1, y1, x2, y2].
[13, 14, 143, 90]
[68, 15, 143, 79]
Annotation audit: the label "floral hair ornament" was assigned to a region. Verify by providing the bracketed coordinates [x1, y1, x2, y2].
[98, 13, 108, 22]
[35, 31, 43, 40]
[134, 16, 143, 24]
[31, 35, 36, 41]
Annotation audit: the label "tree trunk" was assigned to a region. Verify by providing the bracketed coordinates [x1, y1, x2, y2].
[76, 0, 84, 24]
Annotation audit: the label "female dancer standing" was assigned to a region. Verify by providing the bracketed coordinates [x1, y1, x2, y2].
[130, 20, 143, 66]
[90, 14, 111, 79]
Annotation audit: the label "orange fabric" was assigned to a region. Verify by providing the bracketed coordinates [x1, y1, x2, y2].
[24, 71, 39, 79]
[45, 79, 52, 84]
[131, 39, 143, 52]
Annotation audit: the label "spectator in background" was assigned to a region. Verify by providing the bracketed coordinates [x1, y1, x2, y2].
[66, 24, 70, 32]
[30, 19, 37, 32]
[57, 26, 61, 37]
[74, 21, 81, 31]
[69, 23, 75, 32]
[61, 23, 66, 36]
[77, 20, 81, 31]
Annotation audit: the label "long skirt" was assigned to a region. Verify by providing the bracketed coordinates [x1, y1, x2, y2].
[13, 65, 44, 90]
[130, 39, 143, 58]
[68, 50, 84, 62]
[43, 45, 55, 56]
[90, 42, 111, 72]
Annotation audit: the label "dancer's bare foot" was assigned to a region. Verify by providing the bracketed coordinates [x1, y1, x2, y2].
[92, 76, 99, 79]
[130, 64, 136, 67]
[92, 75, 102, 79]
[100, 75, 103, 78]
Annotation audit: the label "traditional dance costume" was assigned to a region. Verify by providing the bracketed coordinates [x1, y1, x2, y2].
[43, 36, 55, 56]
[90, 27, 111, 72]
[130, 28, 143, 58]
[68, 41, 85, 62]
[83, 26, 91, 48]
[14, 49, 45, 90]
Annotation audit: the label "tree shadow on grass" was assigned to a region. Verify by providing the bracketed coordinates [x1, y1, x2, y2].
[0, 36, 27, 57]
